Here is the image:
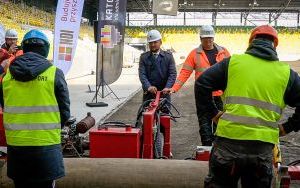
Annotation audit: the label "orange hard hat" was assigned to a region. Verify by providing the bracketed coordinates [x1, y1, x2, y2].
[249, 25, 278, 47]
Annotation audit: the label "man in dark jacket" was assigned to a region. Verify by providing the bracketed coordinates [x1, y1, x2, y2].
[0, 29, 70, 188]
[139, 29, 177, 102]
[195, 25, 300, 187]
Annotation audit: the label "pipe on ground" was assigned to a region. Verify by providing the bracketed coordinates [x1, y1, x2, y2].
[0, 158, 209, 188]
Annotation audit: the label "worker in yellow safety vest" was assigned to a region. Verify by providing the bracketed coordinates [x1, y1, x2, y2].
[195, 25, 300, 187]
[0, 29, 70, 188]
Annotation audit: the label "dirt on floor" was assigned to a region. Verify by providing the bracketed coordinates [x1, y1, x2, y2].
[106, 61, 300, 164]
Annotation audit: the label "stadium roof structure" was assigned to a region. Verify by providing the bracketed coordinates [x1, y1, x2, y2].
[127, 0, 300, 13]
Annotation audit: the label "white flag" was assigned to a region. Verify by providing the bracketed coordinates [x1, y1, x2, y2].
[53, 0, 85, 75]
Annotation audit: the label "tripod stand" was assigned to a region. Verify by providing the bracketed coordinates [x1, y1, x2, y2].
[86, 43, 120, 107]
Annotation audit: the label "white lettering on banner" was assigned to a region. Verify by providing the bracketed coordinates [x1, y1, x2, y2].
[114, 0, 119, 21]
[105, 0, 114, 20]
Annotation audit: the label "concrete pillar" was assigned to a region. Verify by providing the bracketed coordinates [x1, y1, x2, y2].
[212, 12, 217, 26]
[241, 12, 243, 25]
[127, 12, 130, 26]
[154, 14, 157, 26]
[184, 11, 186, 26]
[297, 12, 300, 28]
[244, 15, 247, 26]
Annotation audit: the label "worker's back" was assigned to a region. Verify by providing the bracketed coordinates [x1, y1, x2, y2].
[217, 53, 290, 144]
[0, 29, 70, 187]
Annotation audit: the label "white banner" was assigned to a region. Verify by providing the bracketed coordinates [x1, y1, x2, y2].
[53, 0, 85, 75]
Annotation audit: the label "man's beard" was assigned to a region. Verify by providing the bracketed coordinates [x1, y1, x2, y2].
[150, 48, 159, 53]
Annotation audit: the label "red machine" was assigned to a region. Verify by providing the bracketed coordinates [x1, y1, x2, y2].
[281, 161, 300, 187]
[289, 165, 300, 180]
[89, 91, 175, 159]
[90, 126, 141, 158]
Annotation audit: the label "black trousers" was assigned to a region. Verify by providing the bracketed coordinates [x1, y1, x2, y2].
[13, 180, 55, 188]
[195, 95, 223, 146]
[204, 137, 274, 188]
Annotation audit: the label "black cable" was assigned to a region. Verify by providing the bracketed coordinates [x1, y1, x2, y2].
[184, 157, 195, 160]
[153, 110, 164, 159]
[98, 121, 131, 129]
[287, 160, 300, 166]
[157, 98, 181, 120]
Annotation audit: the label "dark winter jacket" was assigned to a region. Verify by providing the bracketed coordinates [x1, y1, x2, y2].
[139, 50, 177, 91]
[195, 39, 300, 134]
[0, 52, 70, 181]
[0, 52, 70, 126]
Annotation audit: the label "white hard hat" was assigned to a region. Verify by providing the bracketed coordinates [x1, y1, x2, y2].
[200, 25, 215, 38]
[5, 29, 18, 39]
[147, 30, 162, 43]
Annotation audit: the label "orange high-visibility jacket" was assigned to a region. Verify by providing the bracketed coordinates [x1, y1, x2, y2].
[7, 49, 23, 63]
[0, 48, 23, 64]
[0, 49, 10, 63]
[172, 44, 230, 96]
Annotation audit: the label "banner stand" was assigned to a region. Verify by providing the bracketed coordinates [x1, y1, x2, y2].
[86, 0, 127, 107]
[86, 44, 120, 107]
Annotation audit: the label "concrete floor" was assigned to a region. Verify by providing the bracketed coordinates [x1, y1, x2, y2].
[67, 64, 141, 122]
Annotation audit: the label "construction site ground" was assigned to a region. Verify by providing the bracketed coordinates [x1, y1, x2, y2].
[106, 61, 300, 164]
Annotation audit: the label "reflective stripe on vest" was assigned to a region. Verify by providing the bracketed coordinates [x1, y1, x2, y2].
[221, 113, 278, 129]
[225, 96, 282, 114]
[5, 123, 61, 130]
[3, 65, 61, 146]
[216, 54, 290, 144]
[4, 105, 59, 114]
[175, 79, 185, 86]
[182, 64, 194, 72]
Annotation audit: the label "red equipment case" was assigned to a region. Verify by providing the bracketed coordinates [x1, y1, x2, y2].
[195, 146, 212, 161]
[288, 166, 300, 180]
[89, 126, 141, 158]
